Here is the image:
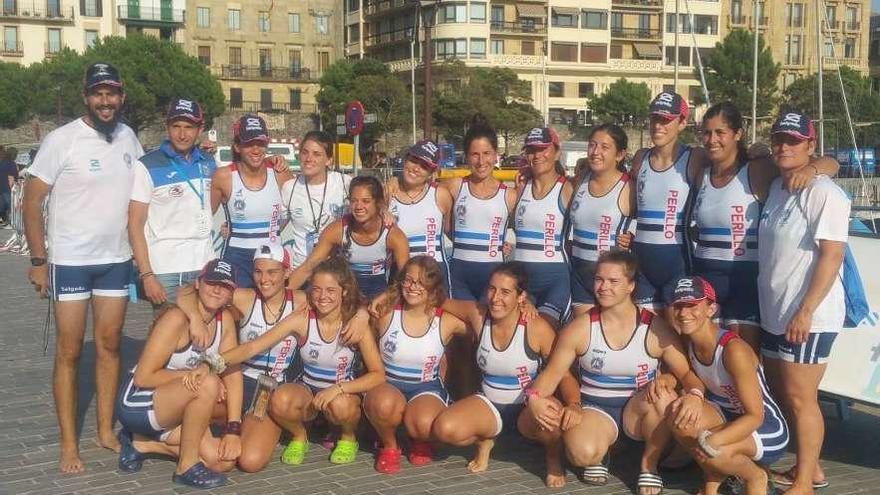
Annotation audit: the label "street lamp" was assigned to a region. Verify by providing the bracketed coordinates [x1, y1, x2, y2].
[407, 24, 417, 144]
[411, 0, 440, 140]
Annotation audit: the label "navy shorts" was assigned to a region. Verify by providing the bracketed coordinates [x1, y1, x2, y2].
[693, 258, 760, 326]
[570, 258, 597, 306]
[522, 262, 571, 322]
[388, 378, 449, 405]
[355, 273, 388, 300]
[712, 402, 789, 466]
[450, 259, 500, 302]
[631, 242, 687, 309]
[760, 330, 838, 365]
[50, 259, 132, 301]
[221, 246, 255, 289]
[475, 394, 523, 437]
[581, 394, 633, 441]
[116, 371, 167, 440]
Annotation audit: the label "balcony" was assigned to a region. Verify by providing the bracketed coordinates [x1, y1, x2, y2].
[611, 27, 661, 40]
[612, 0, 663, 10]
[608, 57, 662, 72]
[219, 65, 315, 82]
[490, 20, 546, 35]
[823, 56, 868, 69]
[364, 27, 413, 48]
[364, 0, 413, 18]
[44, 42, 65, 57]
[227, 101, 318, 114]
[117, 5, 184, 25]
[0, 41, 23, 56]
[487, 53, 543, 68]
[0, 3, 74, 23]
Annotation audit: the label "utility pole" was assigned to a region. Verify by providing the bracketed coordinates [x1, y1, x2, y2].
[751, 0, 759, 143]
[674, 0, 680, 88]
[816, 0, 825, 154]
[422, 1, 435, 139]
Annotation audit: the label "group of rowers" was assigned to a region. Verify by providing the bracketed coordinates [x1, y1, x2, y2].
[116, 90, 850, 495]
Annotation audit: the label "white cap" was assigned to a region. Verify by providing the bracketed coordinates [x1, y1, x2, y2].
[253, 242, 291, 268]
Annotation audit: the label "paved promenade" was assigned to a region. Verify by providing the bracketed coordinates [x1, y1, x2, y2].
[0, 245, 878, 495]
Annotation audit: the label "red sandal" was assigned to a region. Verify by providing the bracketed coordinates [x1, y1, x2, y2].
[374, 447, 401, 474]
[407, 440, 434, 466]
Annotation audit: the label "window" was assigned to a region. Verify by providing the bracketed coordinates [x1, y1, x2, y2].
[197, 45, 211, 65]
[844, 38, 856, 58]
[845, 6, 858, 30]
[434, 38, 468, 59]
[665, 46, 691, 66]
[825, 6, 836, 25]
[82, 0, 100, 17]
[688, 86, 701, 105]
[582, 10, 607, 30]
[470, 2, 485, 23]
[551, 10, 577, 28]
[289, 89, 302, 110]
[693, 15, 716, 35]
[46, 0, 60, 17]
[84, 30, 98, 49]
[349, 24, 359, 43]
[348, 0, 358, 13]
[548, 81, 564, 98]
[521, 40, 535, 55]
[609, 43, 623, 59]
[580, 43, 606, 63]
[289, 49, 302, 72]
[665, 13, 676, 33]
[288, 13, 300, 33]
[3, 26, 17, 52]
[229, 46, 242, 66]
[490, 39, 503, 54]
[260, 89, 273, 111]
[491, 5, 503, 25]
[439, 3, 467, 23]
[550, 42, 577, 62]
[229, 88, 242, 109]
[470, 38, 486, 58]
[197, 7, 210, 28]
[668, 13, 692, 33]
[316, 14, 329, 34]
[785, 35, 802, 64]
[258, 11, 270, 32]
[228, 9, 240, 31]
[549, 108, 576, 125]
[47, 28, 61, 53]
[318, 50, 330, 74]
[259, 48, 272, 76]
[610, 12, 622, 30]
[578, 82, 594, 98]
[731, 0, 742, 23]
[639, 14, 650, 31]
[824, 40, 834, 57]
[786, 3, 803, 28]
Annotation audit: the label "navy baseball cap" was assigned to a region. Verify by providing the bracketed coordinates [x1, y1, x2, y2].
[84, 62, 122, 91]
[667, 276, 716, 305]
[522, 127, 559, 149]
[771, 111, 816, 142]
[234, 115, 270, 144]
[166, 98, 204, 125]
[649, 91, 689, 121]
[406, 139, 440, 170]
[199, 259, 237, 289]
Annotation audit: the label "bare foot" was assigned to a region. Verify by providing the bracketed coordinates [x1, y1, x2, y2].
[59, 445, 85, 474]
[544, 443, 566, 488]
[97, 431, 121, 453]
[466, 439, 494, 473]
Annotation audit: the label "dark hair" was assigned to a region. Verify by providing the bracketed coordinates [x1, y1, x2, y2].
[302, 130, 334, 159]
[349, 175, 385, 206]
[488, 262, 529, 294]
[702, 101, 748, 164]
[589, 123, 629, 172]
[464, 114, 499, 154]
[596, 248, 639, 282]
[311, 256, 364, 324]
[379, 256, 447, 316]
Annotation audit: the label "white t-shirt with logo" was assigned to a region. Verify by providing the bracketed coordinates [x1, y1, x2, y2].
[280, 170, 351, 267]
[29, 118, 144, 266]
[758, 175, 850, 335]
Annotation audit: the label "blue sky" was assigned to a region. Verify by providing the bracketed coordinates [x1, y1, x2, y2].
[875, 0, 880, 13]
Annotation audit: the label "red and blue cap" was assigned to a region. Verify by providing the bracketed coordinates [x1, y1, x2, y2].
[166, 98, 204, 125]
[199, 259, 237, 289]
[233, 115, 270, 144]
[84, 62, 122, 91]
[649, 91, 689, 121]
[406, 139, 440, 170]
[771, 111, 816, 142]
[667, 276, 716, 305]
[522, 127, 559, 149]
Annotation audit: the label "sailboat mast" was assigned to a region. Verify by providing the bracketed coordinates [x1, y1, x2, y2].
[816, 0, 825, 154]
[674, 0, 680, 87]
[751, 1, 759, 143]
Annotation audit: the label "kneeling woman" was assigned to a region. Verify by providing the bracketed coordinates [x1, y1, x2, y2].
[364, 256, 468, 473]
[116, 259, 242, 489]
[525, 249, 704, 495]
[431, 262, 580, 488]
[288, 176, 409, 299]
[189, 257, 384, 465]
[667, 276, 788, 495]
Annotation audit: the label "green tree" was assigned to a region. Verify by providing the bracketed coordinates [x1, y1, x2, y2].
[28, 35, 224, 132]
[698, 29, 780, 113]
[783, 66, 880, 148]
[0, 62, 31, 128]
[588, 78, 652, 124]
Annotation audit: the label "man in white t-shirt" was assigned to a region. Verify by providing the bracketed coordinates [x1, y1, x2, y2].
[22, 62, 144, 474]
[128, 98, 216, 308]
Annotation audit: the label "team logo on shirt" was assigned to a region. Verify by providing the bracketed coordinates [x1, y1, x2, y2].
[233, 198, 246, 212]
[89, 159, 101, 172]
[124, 153, 133, 169]
[571, 199, 581, 212]
[186, 355, 201, 368]
[308, 345, 320, 360]
[246, 330, 259, 341]
[590, 354, 605, 371]
[168, 185, 184, 198]
[477, 350, 488, 368]
[515, 203, 528, 229]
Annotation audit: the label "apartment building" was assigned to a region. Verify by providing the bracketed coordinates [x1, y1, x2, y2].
[1, 0, 115, 65]
[184, 0, 342, 115]
[346, 0, 721, 127]
[720, 0, 870, 91]
[114, 0, 185, 41]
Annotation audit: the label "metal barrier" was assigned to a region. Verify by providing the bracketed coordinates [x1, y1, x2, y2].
[0, 179, 28, 255]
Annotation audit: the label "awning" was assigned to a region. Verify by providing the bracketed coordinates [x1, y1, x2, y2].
[633, 43, 663, 59]
[550, 6, 579, 16]
[516, 4, 546, 17]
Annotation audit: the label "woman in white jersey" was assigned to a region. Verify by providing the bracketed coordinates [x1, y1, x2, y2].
[387, 140, 453, 291]
[665, 276, 789, 495]
[758, 111, 849, 495]
[431, 262, 579, 488]
[187, 257, 384, 465]
[442, 118, 518, 301]
[364, 256, 468, 473]
[524, 250, 705, 495]
[567, 123, 633, 316]
[288, 176, 409, 299]
[115, 259, 240, 489]
[282, 131, 351, 267]
[211, 115, 293, 288]
[513, 127, 575, 327]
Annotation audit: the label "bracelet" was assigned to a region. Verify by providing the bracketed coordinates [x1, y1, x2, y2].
[687, 388, 705, 400]
[697, 429, 722, 458]
[224, 420, 242, 436]
[337, 383, 346, 395]
[138, 271, 155, 280]
[202, 351, 227, 375]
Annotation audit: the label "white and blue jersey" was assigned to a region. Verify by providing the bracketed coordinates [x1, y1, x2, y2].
[341, 218, 391, 299]
[569, 173, 631, 264]
[226, 164, 285, 250]
[452, 179, 508, 262]
[693, 164, 760, 263]
[298, 311, 357, 392]
[688, 330, 789, 464]
[238, 290, 298, 382]
[378, 306, 449, 403]
[513, 177, 566, 264]
[634, 148, 690, 245]
[476, 314, 541, 405]
[389, 183, 446, 263]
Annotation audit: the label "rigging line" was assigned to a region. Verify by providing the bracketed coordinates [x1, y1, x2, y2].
[682, 0, 710, 106]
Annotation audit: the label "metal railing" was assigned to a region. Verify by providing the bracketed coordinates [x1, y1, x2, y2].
[117, 5, 185, 23]
[44, 42, 65, 56]
[364, 0, 411, 16]
[610, 27, 661, 39]
[219, 65, 314, 82]
[364, 27, 414, 47]
[611, 0, 663, 8]
[844, 21, 861, 31]
[0, 3, 74, 21]
[226, 101, 318, 113]
[489, 20, 546, 34]
[0, 40, 23, 56]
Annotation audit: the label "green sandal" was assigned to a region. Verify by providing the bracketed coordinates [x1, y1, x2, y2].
[329, 439, 359, 464]
[281, 439, 309, 465]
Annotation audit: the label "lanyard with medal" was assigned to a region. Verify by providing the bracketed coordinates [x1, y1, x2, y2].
[247, 297, 285, 420]
[169, 156, 212, 238]
[304, 176, 328, 255]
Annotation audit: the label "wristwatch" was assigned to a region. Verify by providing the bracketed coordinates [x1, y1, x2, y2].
[30, 257, 47, 267]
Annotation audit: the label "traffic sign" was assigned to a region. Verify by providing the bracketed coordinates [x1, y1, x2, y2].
[345, 101, 365, 136]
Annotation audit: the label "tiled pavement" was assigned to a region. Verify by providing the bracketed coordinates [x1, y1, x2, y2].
[0, 246, 878, 495]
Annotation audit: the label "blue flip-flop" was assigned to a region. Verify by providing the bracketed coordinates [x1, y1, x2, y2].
[117, 429, 145, 473]
[172, 462, 227, 489]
